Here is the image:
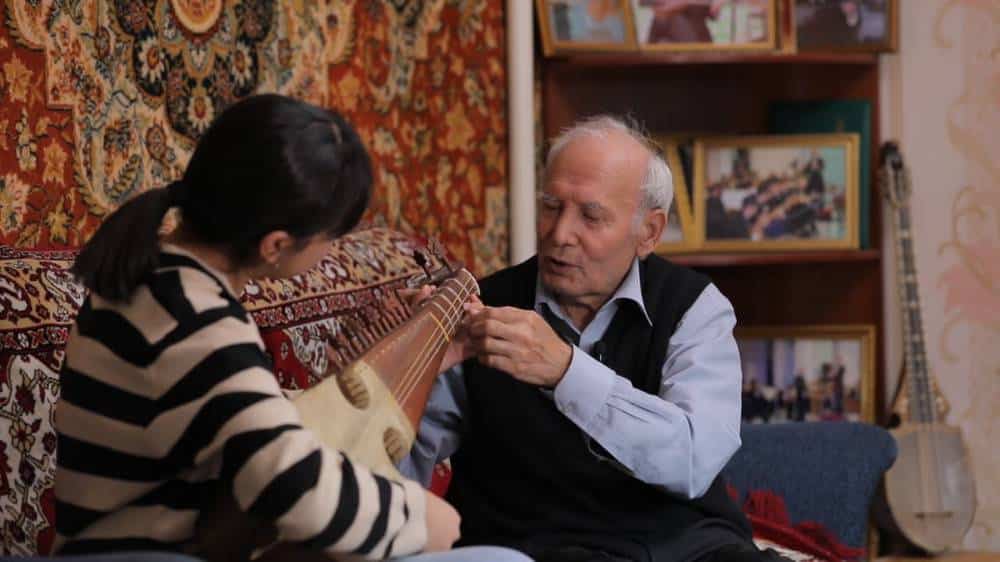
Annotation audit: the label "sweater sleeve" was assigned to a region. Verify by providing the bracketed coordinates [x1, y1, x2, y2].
[192, 344, 428, 559]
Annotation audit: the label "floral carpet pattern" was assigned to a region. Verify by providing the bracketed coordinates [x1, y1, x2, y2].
[0, 0, 508, 276]
[0, 0, 507, 554]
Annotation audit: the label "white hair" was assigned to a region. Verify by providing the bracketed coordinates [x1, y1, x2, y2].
[545, 115, 673, 231]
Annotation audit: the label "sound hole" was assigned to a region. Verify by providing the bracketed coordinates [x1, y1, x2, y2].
[383, 428, 406, 465]
[336, 369, 370, 409]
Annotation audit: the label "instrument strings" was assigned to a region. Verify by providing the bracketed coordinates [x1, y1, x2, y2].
[890, 159, 943, 515]
[392, 274, 476, 404]
[326, 281, 439, 376]
[323, 270, 476, 407]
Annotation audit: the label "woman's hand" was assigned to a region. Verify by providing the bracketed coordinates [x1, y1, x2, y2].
[423, 491, 461, 552]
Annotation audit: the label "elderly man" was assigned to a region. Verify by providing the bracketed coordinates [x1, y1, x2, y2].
[402, 116, 777, 562]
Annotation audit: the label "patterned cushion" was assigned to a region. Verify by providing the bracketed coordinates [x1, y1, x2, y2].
[0, 246, 79, 556]
[0, 227, 449, 556]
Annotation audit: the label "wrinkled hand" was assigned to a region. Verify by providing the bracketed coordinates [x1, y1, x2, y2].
[466, 306, 573, 387]
[398, 285, 483, 373]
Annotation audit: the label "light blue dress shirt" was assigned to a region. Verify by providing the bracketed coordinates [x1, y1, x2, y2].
[399, 258, 743, 500]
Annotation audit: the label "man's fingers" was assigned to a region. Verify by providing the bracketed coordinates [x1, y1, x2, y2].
[480, 306, 531, 323]
[472, 335, 517, 358]
[463, 298, 485, 315]
[478, 353, 514, 375]
[467, 315, 521, 342]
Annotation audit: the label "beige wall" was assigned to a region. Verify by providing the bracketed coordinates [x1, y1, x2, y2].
[880, 0, 1000, 551]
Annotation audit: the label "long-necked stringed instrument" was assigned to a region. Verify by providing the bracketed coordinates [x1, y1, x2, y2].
[296, 266, 479, 479]
[194, 263, 479, 562]
[880, 142, 976, 554]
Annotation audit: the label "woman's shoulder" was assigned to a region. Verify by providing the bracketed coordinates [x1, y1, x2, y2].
[145, 248, 245, 317]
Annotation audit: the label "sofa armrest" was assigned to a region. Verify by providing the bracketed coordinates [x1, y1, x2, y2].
[722, 422, 898, 549]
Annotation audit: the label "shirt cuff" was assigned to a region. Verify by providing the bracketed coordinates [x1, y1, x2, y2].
[553, 346, 615, 432]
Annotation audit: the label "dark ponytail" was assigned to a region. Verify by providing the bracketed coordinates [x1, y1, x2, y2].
[72, 181, 183, 301]
[73, 94, 373, 302]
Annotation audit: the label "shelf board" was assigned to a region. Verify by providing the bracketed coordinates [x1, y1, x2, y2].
[670, 249, 881, 267]
[547, 52, 877, 68]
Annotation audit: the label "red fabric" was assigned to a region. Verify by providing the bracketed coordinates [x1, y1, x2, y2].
[429, 462, 453, 498]
[36, 487, 56, 555]
[740, 489, 865, 562]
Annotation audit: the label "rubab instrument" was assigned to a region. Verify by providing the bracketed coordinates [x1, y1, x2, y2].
[195, 252, 479, 562]
[879, 142, 976, 554]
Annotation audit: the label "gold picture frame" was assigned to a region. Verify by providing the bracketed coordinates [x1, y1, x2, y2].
[536, 0, 639, 56]
[630, 0, 778, 52]
[735, 324, 877, 424]
[693, 133, 859, 252]
[794, 0, 898, 53]
[653, 140, 699, 254]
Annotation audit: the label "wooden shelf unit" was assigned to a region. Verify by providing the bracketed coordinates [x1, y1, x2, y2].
[672, 249, 881, 268]
[545, 52, 878, 67]
[540, 54, 887, 419]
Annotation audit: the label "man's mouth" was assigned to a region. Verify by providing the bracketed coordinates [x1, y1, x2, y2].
[543, 256, 576, 272]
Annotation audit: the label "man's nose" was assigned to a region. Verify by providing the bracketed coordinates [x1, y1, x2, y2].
[547, 210, 577, 246]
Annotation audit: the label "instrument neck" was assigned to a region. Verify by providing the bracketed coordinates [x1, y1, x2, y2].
[889, 170, 936, 424]
[375, 269, 478, 421]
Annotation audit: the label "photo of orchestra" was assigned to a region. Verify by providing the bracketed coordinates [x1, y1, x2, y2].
[700, 141, 852, 244]
[736, 330, 872, 424]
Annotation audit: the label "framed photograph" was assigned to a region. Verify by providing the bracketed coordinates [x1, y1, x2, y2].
[795, 0, 897, 52]
[630, 0, 777, 52]
[654, 141, 699, 254]
[693, 133, 859, 252]
[735, 325, 876, 424]
[768, 100, 873, 248]
[536, 0, 638, 56]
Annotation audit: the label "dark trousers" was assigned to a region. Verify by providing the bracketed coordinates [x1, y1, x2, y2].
[529, 543, 791, 562]
[695, 543, 792, 562]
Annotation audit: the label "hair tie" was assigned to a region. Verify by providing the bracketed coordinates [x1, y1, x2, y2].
[166, 180, 187, 207]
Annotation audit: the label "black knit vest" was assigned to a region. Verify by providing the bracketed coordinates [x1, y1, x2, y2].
[447, 255, 752, 562]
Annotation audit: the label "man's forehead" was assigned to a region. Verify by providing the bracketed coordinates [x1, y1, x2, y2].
[548, 191, 605, 208]
[542, 186, 625, 215]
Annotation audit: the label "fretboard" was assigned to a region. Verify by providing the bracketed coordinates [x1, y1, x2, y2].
[889, 167, 935, 424]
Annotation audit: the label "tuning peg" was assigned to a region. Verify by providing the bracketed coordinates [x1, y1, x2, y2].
[413, 249, 434, 281]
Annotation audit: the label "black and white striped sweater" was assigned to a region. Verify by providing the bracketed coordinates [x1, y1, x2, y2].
[54, 245, 426, 558]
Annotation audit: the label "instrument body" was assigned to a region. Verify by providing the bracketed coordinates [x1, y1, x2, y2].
[885, 424, 976, 553]
[295, 268, 478, 479]
[194, 268, 479, 562]
[880, 143, 976, 554]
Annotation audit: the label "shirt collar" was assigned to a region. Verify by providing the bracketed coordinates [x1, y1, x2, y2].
[533, 258, 652, 327]
[160, 242, 240, 299]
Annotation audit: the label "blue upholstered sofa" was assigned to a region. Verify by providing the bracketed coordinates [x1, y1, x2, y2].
[723, 422, 898, 557]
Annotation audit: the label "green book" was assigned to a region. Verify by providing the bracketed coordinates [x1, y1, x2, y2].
[768, 100, 872, 248]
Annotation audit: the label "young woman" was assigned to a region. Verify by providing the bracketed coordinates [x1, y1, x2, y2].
[54, 94, 527, 562]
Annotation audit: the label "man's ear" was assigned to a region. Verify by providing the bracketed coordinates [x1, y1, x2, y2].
[258, 231, 295, 267]
[636, 208, 666, 259]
